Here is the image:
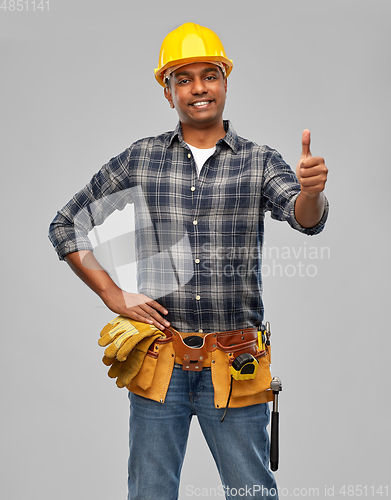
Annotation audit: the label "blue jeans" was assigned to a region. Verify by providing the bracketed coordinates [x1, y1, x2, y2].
[127, 365, 278, 499]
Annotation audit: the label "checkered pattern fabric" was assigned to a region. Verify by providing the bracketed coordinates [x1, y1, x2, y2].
[49, 121, 328, 333]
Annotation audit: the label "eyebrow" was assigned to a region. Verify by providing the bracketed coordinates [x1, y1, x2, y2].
[173, 67, 220, 79]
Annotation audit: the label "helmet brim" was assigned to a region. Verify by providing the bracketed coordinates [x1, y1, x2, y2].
[154, 56, 233, 87]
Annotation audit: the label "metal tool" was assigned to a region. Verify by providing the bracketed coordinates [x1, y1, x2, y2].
[265, 321, 271, 346]
[270, 376, 282, 472]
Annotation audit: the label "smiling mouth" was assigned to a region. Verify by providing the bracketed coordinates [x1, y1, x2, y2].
[190, 100, 213, 108]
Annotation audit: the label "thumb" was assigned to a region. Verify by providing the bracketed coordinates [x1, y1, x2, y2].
[301, 129, 311, 158]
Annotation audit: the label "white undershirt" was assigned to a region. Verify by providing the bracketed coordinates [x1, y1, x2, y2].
[186, 143, 216, 176]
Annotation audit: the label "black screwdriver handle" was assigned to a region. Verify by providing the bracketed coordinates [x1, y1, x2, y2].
[270, 410, 279, 471]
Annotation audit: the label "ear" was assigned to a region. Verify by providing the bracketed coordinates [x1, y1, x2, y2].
[164, 87, 175, 109]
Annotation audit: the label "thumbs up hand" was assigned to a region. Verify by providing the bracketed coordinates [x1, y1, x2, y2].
[296, 129, 328, 197]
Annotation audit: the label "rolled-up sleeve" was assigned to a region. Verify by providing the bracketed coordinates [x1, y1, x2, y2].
[48, 148, 132, 260]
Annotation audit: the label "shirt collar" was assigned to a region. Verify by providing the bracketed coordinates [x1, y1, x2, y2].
[168, 120, 239, 154]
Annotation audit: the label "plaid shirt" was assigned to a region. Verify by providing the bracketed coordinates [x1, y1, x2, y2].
[49, 121, 328, 333]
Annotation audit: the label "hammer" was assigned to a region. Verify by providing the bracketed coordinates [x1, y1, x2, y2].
[270, 376, 282, 472]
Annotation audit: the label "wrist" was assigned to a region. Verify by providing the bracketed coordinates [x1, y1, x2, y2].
[299, 190, 323, 200]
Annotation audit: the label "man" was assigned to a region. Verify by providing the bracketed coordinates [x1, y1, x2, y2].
[49, 23, 328, 499]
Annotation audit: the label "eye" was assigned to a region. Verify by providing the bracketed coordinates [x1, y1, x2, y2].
[205, 75, 217, 81]
[177, 78, 190, 85]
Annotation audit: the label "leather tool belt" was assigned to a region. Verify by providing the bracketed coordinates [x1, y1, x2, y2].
[131, 325, 273, 408]
[100, 317, 274, 408]
[149, 326, 265, 372]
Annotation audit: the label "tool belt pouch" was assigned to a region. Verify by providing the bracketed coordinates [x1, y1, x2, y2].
[129, 328, 274, 408]
[211, 334, 274, 409]
[131, 351, 157, 391]
[128, 337, 175, 403]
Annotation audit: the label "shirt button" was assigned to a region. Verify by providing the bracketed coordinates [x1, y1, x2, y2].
[195, 258, 200, 264]
[193, 220, 198, 225]
[196, 295, 201, 301]
[187, 153, 191, 159]
[191, 186, 196, 192]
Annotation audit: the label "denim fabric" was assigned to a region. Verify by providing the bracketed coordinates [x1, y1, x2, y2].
[127, 365, 278, 499]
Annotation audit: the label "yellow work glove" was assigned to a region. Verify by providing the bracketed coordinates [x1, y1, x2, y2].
[102, 334, 161, 388]
[98, 316, 164, 362]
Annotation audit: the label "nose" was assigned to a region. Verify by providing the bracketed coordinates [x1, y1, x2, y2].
[191, 76, 208, 95]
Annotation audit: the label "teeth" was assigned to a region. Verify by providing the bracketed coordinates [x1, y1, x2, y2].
[192, 101, 210, 106]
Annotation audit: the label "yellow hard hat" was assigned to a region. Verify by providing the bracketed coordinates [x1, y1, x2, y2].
[154, 22, 233, 87]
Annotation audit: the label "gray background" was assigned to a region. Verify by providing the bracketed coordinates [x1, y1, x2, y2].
[1, 0, 390, 499]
